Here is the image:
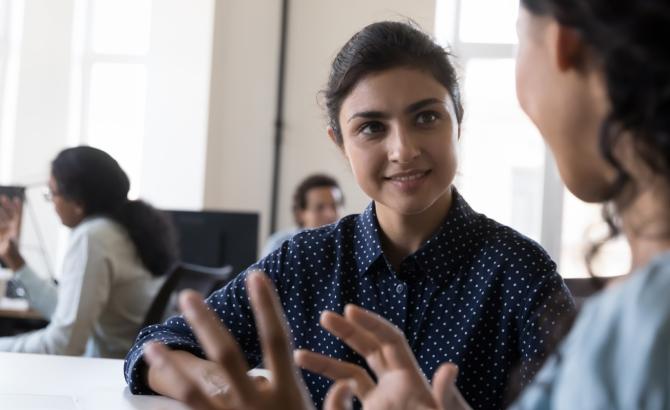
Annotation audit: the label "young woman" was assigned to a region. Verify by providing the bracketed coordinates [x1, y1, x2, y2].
[126, 22, 574, 409]
[292, 0, 670, 409]
[0, 146, 178, 357]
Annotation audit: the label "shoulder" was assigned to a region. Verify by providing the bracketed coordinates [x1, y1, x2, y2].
[581, 254, 670, 333]
[255, 214, 359, 278]
[288, 213, 359, 248]
[469, 213, 557, 277]
[548, 256, 670, 408]
[71, 217, 128, 246]
[267, 228, 298, 244]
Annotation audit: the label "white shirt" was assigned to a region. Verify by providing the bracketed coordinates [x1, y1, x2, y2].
[0, 217, 163, 358]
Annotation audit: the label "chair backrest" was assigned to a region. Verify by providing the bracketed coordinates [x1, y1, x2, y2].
[141, 262, 234, 328]
[564, 275, 625, 308]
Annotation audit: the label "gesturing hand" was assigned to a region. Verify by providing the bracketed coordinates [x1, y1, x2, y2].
[0, 196, 24, 270]
[142, 271, 352, 410]
[295, 304, 472, 410]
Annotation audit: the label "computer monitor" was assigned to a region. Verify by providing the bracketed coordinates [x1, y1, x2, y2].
[165, 210, 259, 276]
[0, 186, 25, 269]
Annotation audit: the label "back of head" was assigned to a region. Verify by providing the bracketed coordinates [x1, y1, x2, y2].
[52, 146, 178, 276]
[52, 146, 130, 215]
[521, 0, 670, 193]
[521, 0, 670, 274]
[325, 21, 464, 144]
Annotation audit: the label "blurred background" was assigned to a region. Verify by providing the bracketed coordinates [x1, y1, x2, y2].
[0, 0, 629, 279]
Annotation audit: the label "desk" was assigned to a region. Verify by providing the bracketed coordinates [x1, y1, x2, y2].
[0, 352, 188, 409]
[0, 297, 44, 320]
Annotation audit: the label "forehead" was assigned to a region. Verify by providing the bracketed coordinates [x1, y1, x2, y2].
[305, 186, 341, 203]
[340, 67, 451, 116]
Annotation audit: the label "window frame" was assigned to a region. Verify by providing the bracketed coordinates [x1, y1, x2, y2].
[435, 0, 566, 264]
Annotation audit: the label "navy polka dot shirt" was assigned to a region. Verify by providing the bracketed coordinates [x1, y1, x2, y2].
[125, 190, 574, 409]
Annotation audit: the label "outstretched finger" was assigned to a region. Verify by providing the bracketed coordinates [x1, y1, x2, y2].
[343, 305, 419, 370]
[432, 363, 471, 410]
[246, 271, 299, 387]
[179, 290, 256, 402]
[320, 310, 388, 374]
[294, 349, 375, 398]
[143, 342, 216, 410]
[323, 379, 355, 410]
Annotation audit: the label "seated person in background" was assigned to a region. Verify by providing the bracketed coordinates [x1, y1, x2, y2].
[0, 146, 178, 357]
[261, 173, 344, 256]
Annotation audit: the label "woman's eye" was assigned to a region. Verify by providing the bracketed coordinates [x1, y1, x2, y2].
[416, 111, 439, 125]
[360, 121, 386, 135]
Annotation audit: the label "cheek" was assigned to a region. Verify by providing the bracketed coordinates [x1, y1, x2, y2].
[515, 48, 533, 115]
[344, 142, 380, 179]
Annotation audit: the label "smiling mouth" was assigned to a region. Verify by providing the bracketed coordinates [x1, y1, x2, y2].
[385, 170, 430, 182]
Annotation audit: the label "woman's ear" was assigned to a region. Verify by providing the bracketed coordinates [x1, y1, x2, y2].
[328, 127, 348, 158]
[554, 23, 588, 72]
[327, 126, 339, 146]
[74, 202, 85, 217]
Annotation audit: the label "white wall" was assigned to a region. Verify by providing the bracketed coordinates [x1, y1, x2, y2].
[204, 0, 437, 245]
[141, 0, 215, 210]
[0, 0, 76, 277]
[203, 0, 282, 238]
[1, 0, 439, 265]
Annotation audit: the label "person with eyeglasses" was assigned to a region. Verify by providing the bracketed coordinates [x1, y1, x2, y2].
[261, 174, 344, 257]
[0, 146, 178, 358]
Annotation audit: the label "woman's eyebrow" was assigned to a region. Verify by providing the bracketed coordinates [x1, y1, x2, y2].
[347, 98, 444, 123]
[347, 110, 389, 123]
[405, 98, 444, 114]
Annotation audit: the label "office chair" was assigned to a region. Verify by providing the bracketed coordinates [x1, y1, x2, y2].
[564, 275, 625, 308]
[141, 262, 234, 328]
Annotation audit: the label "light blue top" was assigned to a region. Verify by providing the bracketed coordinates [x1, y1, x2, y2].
[260, 227, 300, 257]
[512, 251, 670, 409]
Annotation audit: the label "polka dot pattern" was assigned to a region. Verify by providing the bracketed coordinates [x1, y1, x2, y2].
[124, 190, 575, 409]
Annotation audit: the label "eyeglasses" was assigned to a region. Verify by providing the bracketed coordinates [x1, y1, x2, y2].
[42, 188, 60, 202]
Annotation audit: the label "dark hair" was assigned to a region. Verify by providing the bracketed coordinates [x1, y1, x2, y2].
[292, 174, 342, 226]
[51, 146, 178, 276]
[521, 0, 670, 273]
[324, 21, 464, 145]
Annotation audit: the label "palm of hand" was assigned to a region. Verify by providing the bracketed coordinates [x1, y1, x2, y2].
[0, 199, 20, 241]
[361, 370, 437, 410]
[0, 197, 21, 261]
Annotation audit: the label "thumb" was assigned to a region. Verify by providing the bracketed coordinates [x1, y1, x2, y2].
[323, 379, 355, 410]
[432, 363, 471, 410]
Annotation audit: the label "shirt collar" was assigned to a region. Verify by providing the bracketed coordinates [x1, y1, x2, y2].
[353, 202, 384, 276]
[412, 188, 479, 280]
[353, 188, 479, 278]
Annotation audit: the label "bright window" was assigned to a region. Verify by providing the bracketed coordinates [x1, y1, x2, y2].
[435, 0, 630, 277]
[71, 0, 152, 198]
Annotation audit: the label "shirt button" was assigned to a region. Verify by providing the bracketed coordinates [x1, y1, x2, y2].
[395, 284, 405, 294]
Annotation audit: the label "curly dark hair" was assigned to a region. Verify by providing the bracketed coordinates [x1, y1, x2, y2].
[522, 0, 670, 274]
[52, 146, 178, 276]
[324, 21, 464, 145]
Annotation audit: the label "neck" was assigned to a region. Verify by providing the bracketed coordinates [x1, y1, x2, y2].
[619, 179, 670, 272]
[375, 188, 453, 270]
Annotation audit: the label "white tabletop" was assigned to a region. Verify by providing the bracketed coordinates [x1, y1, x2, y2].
[0, 352, 188, 410]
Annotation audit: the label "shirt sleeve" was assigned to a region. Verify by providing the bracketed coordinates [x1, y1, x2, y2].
[124, 245, 288, 395]
[512, 264, 670, 410]
[0, 230, 112, 355]
[516, 268, 576, 387]
[13, 264, 58, 318]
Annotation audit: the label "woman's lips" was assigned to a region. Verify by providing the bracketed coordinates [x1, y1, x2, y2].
[384, 170, 431, 191]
